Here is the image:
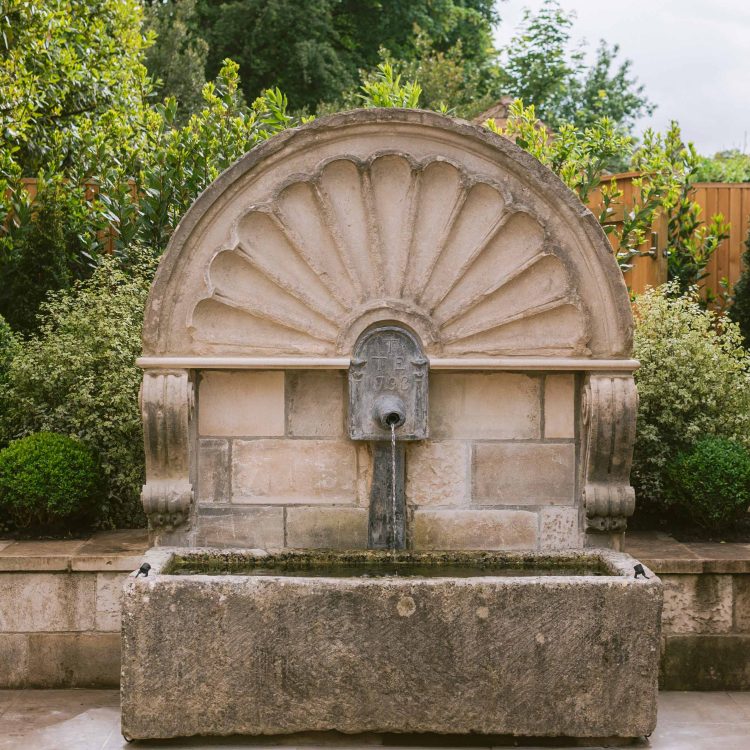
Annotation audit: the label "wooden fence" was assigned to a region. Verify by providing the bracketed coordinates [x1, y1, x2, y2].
[588, 174, 750, 296]
[694, 183, 750, 296]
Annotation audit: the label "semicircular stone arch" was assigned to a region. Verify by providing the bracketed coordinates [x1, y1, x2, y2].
[139, 109, 639, 548]
[143, 109, 632, 360]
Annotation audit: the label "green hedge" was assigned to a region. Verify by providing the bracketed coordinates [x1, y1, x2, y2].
[666, 437, 750, 531]
[0, 432, 99, 532]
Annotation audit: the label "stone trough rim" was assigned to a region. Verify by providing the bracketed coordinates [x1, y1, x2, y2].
[130, 545, 660, 584]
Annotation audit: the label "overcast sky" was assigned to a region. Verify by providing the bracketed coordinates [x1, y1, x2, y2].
[492, 0, 750, 155]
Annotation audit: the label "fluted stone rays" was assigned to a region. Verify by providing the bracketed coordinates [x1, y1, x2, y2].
[189, 153, 589, 356]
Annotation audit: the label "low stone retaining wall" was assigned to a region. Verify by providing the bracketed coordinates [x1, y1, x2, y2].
[0, 530, 747, 689]
[0, 530, 148, 688]
[627, 532, 750, 690]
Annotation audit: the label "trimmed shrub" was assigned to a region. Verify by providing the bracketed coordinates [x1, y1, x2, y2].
[632, 284, 750, 517]
[0, 250, 156, 528]
[665, 437, 750, 531]
[0, 432, 99, 531]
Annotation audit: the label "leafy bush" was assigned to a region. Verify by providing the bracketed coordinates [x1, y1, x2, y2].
[729, 228, 750, 348]
[695, 150, 750, 183]
[665, 438, 750, 531]
[0, 314, 17, 383]
[0, 432, 99, 532]
[632, 284, 750, 517]
[0, 179, 92, 333]
[0, 251, 156, 528]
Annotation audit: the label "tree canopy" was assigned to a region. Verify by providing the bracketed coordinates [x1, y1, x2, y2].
[185, 0, 499, 113]
[498, 0, 653, 130]
[0, 0, 153, 178]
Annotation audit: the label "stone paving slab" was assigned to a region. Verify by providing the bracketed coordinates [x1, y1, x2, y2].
[625, 531, 750, 574]
[0, 530, 149, 572]
[0, 691, 749, 749]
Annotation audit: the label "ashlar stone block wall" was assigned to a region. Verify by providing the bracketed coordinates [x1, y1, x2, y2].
[0, 532, 147, 688]
[659, 572, 750, 689]
[194, 369, 581, 551]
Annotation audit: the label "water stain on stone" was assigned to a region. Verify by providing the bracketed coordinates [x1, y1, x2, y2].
[397, 595, 416, 617]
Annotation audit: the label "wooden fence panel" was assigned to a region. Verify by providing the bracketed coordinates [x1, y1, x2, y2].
[588, 177, 750, 297]
[698, 183, 750, 297]
[587, 172, 668, 294]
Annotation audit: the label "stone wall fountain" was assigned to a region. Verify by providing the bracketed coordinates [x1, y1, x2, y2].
[122, 109, 662, 742]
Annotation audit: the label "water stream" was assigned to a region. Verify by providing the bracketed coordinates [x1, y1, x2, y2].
[390, 422, 396, 551]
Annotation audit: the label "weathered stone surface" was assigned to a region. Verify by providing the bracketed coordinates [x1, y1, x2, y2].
[197, 438, 230, 503]
[0, 634, 29, 688]
[413, 509, 538, 550]
[286, 371, 345, 437]
[355, 443, 374, 506]
[661, 574, 733, 634]
[95, 573, 126, 632]
[661, 634, 750, 690]
[232, 439, 357, 504]
[540, 507, 582, 549]
[194, 507, 284, 548]
[0, 539, 87, 571]
[26, 632, 120, 688]
[472, 443, 575, 505]
[286, 507, 368, 549]
[0, 573, 95, 632]
[71, 529, 149, 572]
[121, 549, 661, 740]
[405, 441, 469, 506]
[734, 574, 750, 632]
[544, 374, 576, 438]
[198, 370, 284, 436]
[429, 373, 541, 439]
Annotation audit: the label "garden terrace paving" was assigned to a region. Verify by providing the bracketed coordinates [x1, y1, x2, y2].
[0, 689, 749, 749]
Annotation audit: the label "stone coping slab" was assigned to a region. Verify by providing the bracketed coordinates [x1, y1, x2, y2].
[625, 531, 750, 574]
[0, 530, 149, 572]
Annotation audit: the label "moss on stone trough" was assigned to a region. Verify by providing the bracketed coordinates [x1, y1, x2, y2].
[165, 548, 611, 576]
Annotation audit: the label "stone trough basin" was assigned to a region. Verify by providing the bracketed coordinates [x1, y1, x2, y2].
[121, 548, 662, 742]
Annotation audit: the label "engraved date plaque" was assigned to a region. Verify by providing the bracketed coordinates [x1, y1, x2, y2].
[348, 325, 428, 441]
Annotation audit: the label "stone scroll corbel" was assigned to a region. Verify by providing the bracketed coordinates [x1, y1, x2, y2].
[140, 370, 195, 532]
[581, 373, 638, 533]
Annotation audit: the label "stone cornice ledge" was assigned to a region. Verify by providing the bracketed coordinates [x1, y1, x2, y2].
[625, 531, 750, 574]
[0, 530, 149, 572]
[137, 356, 640, 372]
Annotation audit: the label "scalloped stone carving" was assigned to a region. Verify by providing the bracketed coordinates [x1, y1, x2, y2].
[142, 110, 632, 360]
[190, 154, 589, 357]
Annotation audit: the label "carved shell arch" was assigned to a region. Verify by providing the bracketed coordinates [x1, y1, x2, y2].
[190, 152, 589, 357]
[143, 109, 633, 359]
